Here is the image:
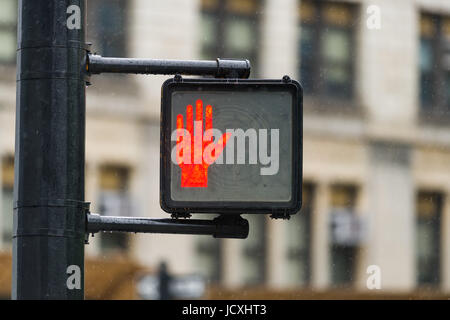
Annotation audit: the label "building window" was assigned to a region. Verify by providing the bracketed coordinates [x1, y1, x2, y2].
[200, 0, 260, 74]
[2, 156, 14, 245]
[88, 0, 128, 57]
[195, 233, 223, 284]
[416, 191, 442, 286]
[299, 0, 356, 100]
[0, 0, 17, 64]
[329, 185, 358, 287]
[419, 14, 450, 116]
[242, 215, 266, 285]
[285, 183, 313, 286]
[98, 165, 132, 253]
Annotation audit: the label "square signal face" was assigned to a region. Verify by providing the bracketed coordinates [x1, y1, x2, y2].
[160, 78, 302, 215]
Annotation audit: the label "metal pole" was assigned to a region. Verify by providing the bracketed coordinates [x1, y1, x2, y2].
[157, 262, 172, 300]
[13, 0, 87, 299]
[87, 54, 251, 78]
[86, 214, 249, 239]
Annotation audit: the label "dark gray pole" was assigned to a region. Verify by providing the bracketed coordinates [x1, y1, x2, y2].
[13, 0, 87, 299]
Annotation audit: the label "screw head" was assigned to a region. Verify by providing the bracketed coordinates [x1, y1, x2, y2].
[282, 75, 291, 83]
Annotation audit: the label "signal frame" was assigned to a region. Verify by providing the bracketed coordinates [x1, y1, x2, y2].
[160, 77, 303, 217]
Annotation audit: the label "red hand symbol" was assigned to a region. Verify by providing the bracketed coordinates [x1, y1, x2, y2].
[176, 99, 231, 188]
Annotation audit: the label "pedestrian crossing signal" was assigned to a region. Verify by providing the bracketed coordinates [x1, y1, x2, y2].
[160, 77, 303, 218]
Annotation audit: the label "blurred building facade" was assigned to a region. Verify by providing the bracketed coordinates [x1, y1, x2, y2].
[0, 0, 450, 298]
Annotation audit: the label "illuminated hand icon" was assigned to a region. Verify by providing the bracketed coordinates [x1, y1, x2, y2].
[176, 99, 232, 188]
